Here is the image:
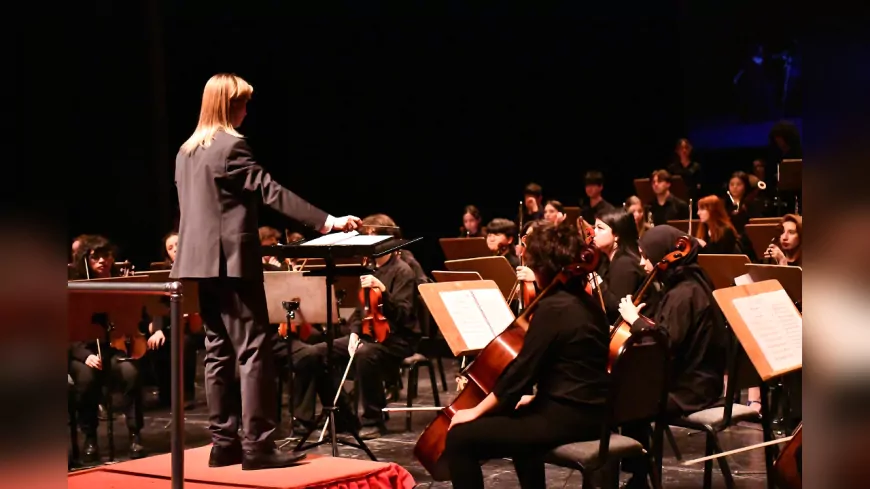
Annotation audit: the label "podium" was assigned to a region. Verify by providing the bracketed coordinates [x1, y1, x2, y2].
[264, 232, 421, 459]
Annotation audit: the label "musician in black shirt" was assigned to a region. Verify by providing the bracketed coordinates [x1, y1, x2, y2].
[617, 225, 727, 487]
[591, 210, 647, 324]
[485, 218, 520, 268]
[646, 169, 690, 226]
[444, 222, 610, 489]
[580, 170, 616, 225]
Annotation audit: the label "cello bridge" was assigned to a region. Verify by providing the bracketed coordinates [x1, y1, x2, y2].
[455, 375, 468, 392]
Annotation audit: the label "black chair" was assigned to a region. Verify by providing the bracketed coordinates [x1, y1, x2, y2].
[665, 333, 763, 489]
[68, 374, 79, 466]
[544, 329, 671, 489]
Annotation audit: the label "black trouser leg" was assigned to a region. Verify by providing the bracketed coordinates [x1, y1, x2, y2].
[69, 359, 100, 438]
[199, 278, 278, 452]
[444, 400, 602, 489]
[110, 356, 143, 433]
[289, 339, 326, 424]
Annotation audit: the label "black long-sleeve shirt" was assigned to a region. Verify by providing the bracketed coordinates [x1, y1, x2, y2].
[668, 160, 704, 201]
[630, 277, 726, 413]
[648, 194, 690, 226]
[346, 254, 419, 338]
[597, 250, 646, 324]
[699, 227, 739, 255]
[492, 284, 610, 411]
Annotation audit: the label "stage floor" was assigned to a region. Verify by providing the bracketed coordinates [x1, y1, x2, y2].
[69, 353, 771, 488]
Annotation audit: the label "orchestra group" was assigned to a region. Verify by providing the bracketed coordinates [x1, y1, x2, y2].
[68, 73, 802, 488]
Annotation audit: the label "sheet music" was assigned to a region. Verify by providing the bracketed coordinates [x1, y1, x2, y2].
[301, 231, 359, 246]
[470, 288, 515, 336]
[732, 289, 802, 373]
[734, 273, 754, 286]
[439, 290, 495, 350]
[334, 234, 392, 245]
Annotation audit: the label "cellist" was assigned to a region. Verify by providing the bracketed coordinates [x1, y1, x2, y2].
[443, 222, 610, 489]
[616, 225, 728, 488]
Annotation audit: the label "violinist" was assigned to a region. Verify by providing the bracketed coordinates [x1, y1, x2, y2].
[765, 214, 802, 266]
[485, 218, 520, 268]
[309, 214, 419, 440]
[624, 196, 653, 239]
[522, 182, 544, 222]
[579, 171, 616, 225]
[68, 235, 146, 462]
[724, 171, 763, 234]
[616, 225, 727, 488]
[695, 195, 740, 255]
[514, 220, 548, 301]
[460, 205, 486, 238]
[591, 210, 647, 323]
[542, 199, 567, 224]
[444, 222, 610, 489]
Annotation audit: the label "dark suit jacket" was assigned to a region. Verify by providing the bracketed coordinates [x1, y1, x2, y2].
[171, 131, 329, 280]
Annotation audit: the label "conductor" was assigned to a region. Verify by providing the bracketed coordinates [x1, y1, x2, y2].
[172, 73, 361, 470]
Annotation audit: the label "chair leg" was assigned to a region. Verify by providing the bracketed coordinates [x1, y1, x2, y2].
[664, 425, 682, 460]
[647, 452, 663, 489]
[581, 469, 594, 489]
[710, 432, 736, 489]
[703, 434, 714, 489]
[436, 356, 448, 392]
[427, 363, 441, 406]
[406, 364, 419, 432]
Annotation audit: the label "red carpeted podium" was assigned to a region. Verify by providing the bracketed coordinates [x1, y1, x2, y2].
[68, 445, 416, 489]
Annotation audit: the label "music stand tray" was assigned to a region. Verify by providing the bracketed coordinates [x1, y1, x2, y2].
[633, 178, 655, 207]
[667, 219, 701, 234]
[432, 271, 483, 283]
[778, 159, 802, 192]
[444, 256, 517, 300]
[438, 237, 491, 261]
[697, 254, 751, 290]
[744, 264, 802, 304]
[669, 175, 689, 201]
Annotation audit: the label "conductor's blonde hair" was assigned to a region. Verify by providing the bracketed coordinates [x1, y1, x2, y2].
[180, 73, 253, 155]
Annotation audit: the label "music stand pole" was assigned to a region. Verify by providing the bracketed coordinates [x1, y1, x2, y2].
[293, 246, 377, 460]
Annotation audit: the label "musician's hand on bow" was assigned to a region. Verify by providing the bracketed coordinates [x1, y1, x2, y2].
[148, 330, 166, 350]
[348, 332, 361, 356]
[516, 266, 535, 282]
[448, 408, 480, 430]
[85, 354, 102, 370]
[618, 295, 645, 324]
[360, 274, 386, 292]
[515, 394, 535, 410]
[333, 215, 362, 232]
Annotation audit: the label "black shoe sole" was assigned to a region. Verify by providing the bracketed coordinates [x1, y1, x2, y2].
[241, 452, 307, 471]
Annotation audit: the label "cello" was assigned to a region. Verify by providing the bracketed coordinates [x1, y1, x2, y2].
[773, 423, 802, 489]
[413, 242, 601, 481]
[607, 235, 691, 370]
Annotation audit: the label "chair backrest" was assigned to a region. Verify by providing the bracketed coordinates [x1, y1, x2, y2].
[609, 328, 671, 426]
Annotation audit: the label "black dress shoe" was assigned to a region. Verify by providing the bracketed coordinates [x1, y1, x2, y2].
[208, 444, 243, 467]
[241, 448, 307, 471]
[358, 425, 385, 440]
[129, 433, 146, 460]
[82, 438, 99, 464]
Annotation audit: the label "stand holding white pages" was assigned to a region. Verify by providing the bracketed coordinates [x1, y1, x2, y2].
[300, 231, 393, 247]
[418, 279, 516, 356]
[712, 279, 802, 381]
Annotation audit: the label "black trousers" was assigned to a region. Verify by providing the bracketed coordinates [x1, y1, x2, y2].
[315, 334, 416, 426]
[68, 354, 143, 437]
[197, 278, 278, 452]
[274, 335, 341, 425]
[152, 332, 201, 405]
[444, 398, 604, 489]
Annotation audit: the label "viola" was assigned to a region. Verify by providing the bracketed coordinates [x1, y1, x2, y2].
[516, 234, 537, 312]
[608, 236, 691, 370]
[414, 243, 601, 480]
[278, 321, 313, 342]
[359, 286, 390, 343]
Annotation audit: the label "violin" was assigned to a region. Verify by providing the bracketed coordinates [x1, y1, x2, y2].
[511, 233, 536, 313]
[277, 298, 313, 341]
[414, 243, 601, 480]
[110, 333, 147, 360]
[359, 285, 390, 343]
[577, 218, 603, 303]
[608, 236, 692, 370]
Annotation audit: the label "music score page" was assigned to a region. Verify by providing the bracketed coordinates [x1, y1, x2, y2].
[732, 289, 802, 373]
[438, 288, 515, 350]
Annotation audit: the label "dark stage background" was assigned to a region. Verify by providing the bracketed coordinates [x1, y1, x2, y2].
[67, 1, 788, 274]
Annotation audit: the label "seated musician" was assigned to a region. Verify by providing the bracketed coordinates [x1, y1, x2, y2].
[592, 210, 646, 323]
[299, 214, 420, 440]
[624, 196, 653, 239]
[542, 199, 566, 224]
[485, 218, 520, 268]
[444, 221, 610, 489]
[259, 226, 291, 271]
[68, 235, 146, 461]
[646, 169, 689, 226]
[514, 219, 548, 286]
[764, 213, 802, 266]
[724, 171, 763, 234]
[522, 182, 544, 223]
[580, 170, 616, 225]
[460, 205, 486, 238]
[150, 231, 178, 270]
[695, 195, 740, 254]
[616, 225, 728, 487]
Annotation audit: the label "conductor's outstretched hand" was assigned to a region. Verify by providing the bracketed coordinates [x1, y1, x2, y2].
[333, 215, 362, 232]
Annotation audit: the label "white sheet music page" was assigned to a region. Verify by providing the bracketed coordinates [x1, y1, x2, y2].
[470, 288, 515, 336]
[334, 234, 392, 245]
[439, 290, 495, 350]
[734, 273, 754, 286]
[732, 289, 802, 373]
[301, 231, 359, 246]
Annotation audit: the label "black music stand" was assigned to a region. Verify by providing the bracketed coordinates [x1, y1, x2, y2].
[263, 234, 422, 459]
